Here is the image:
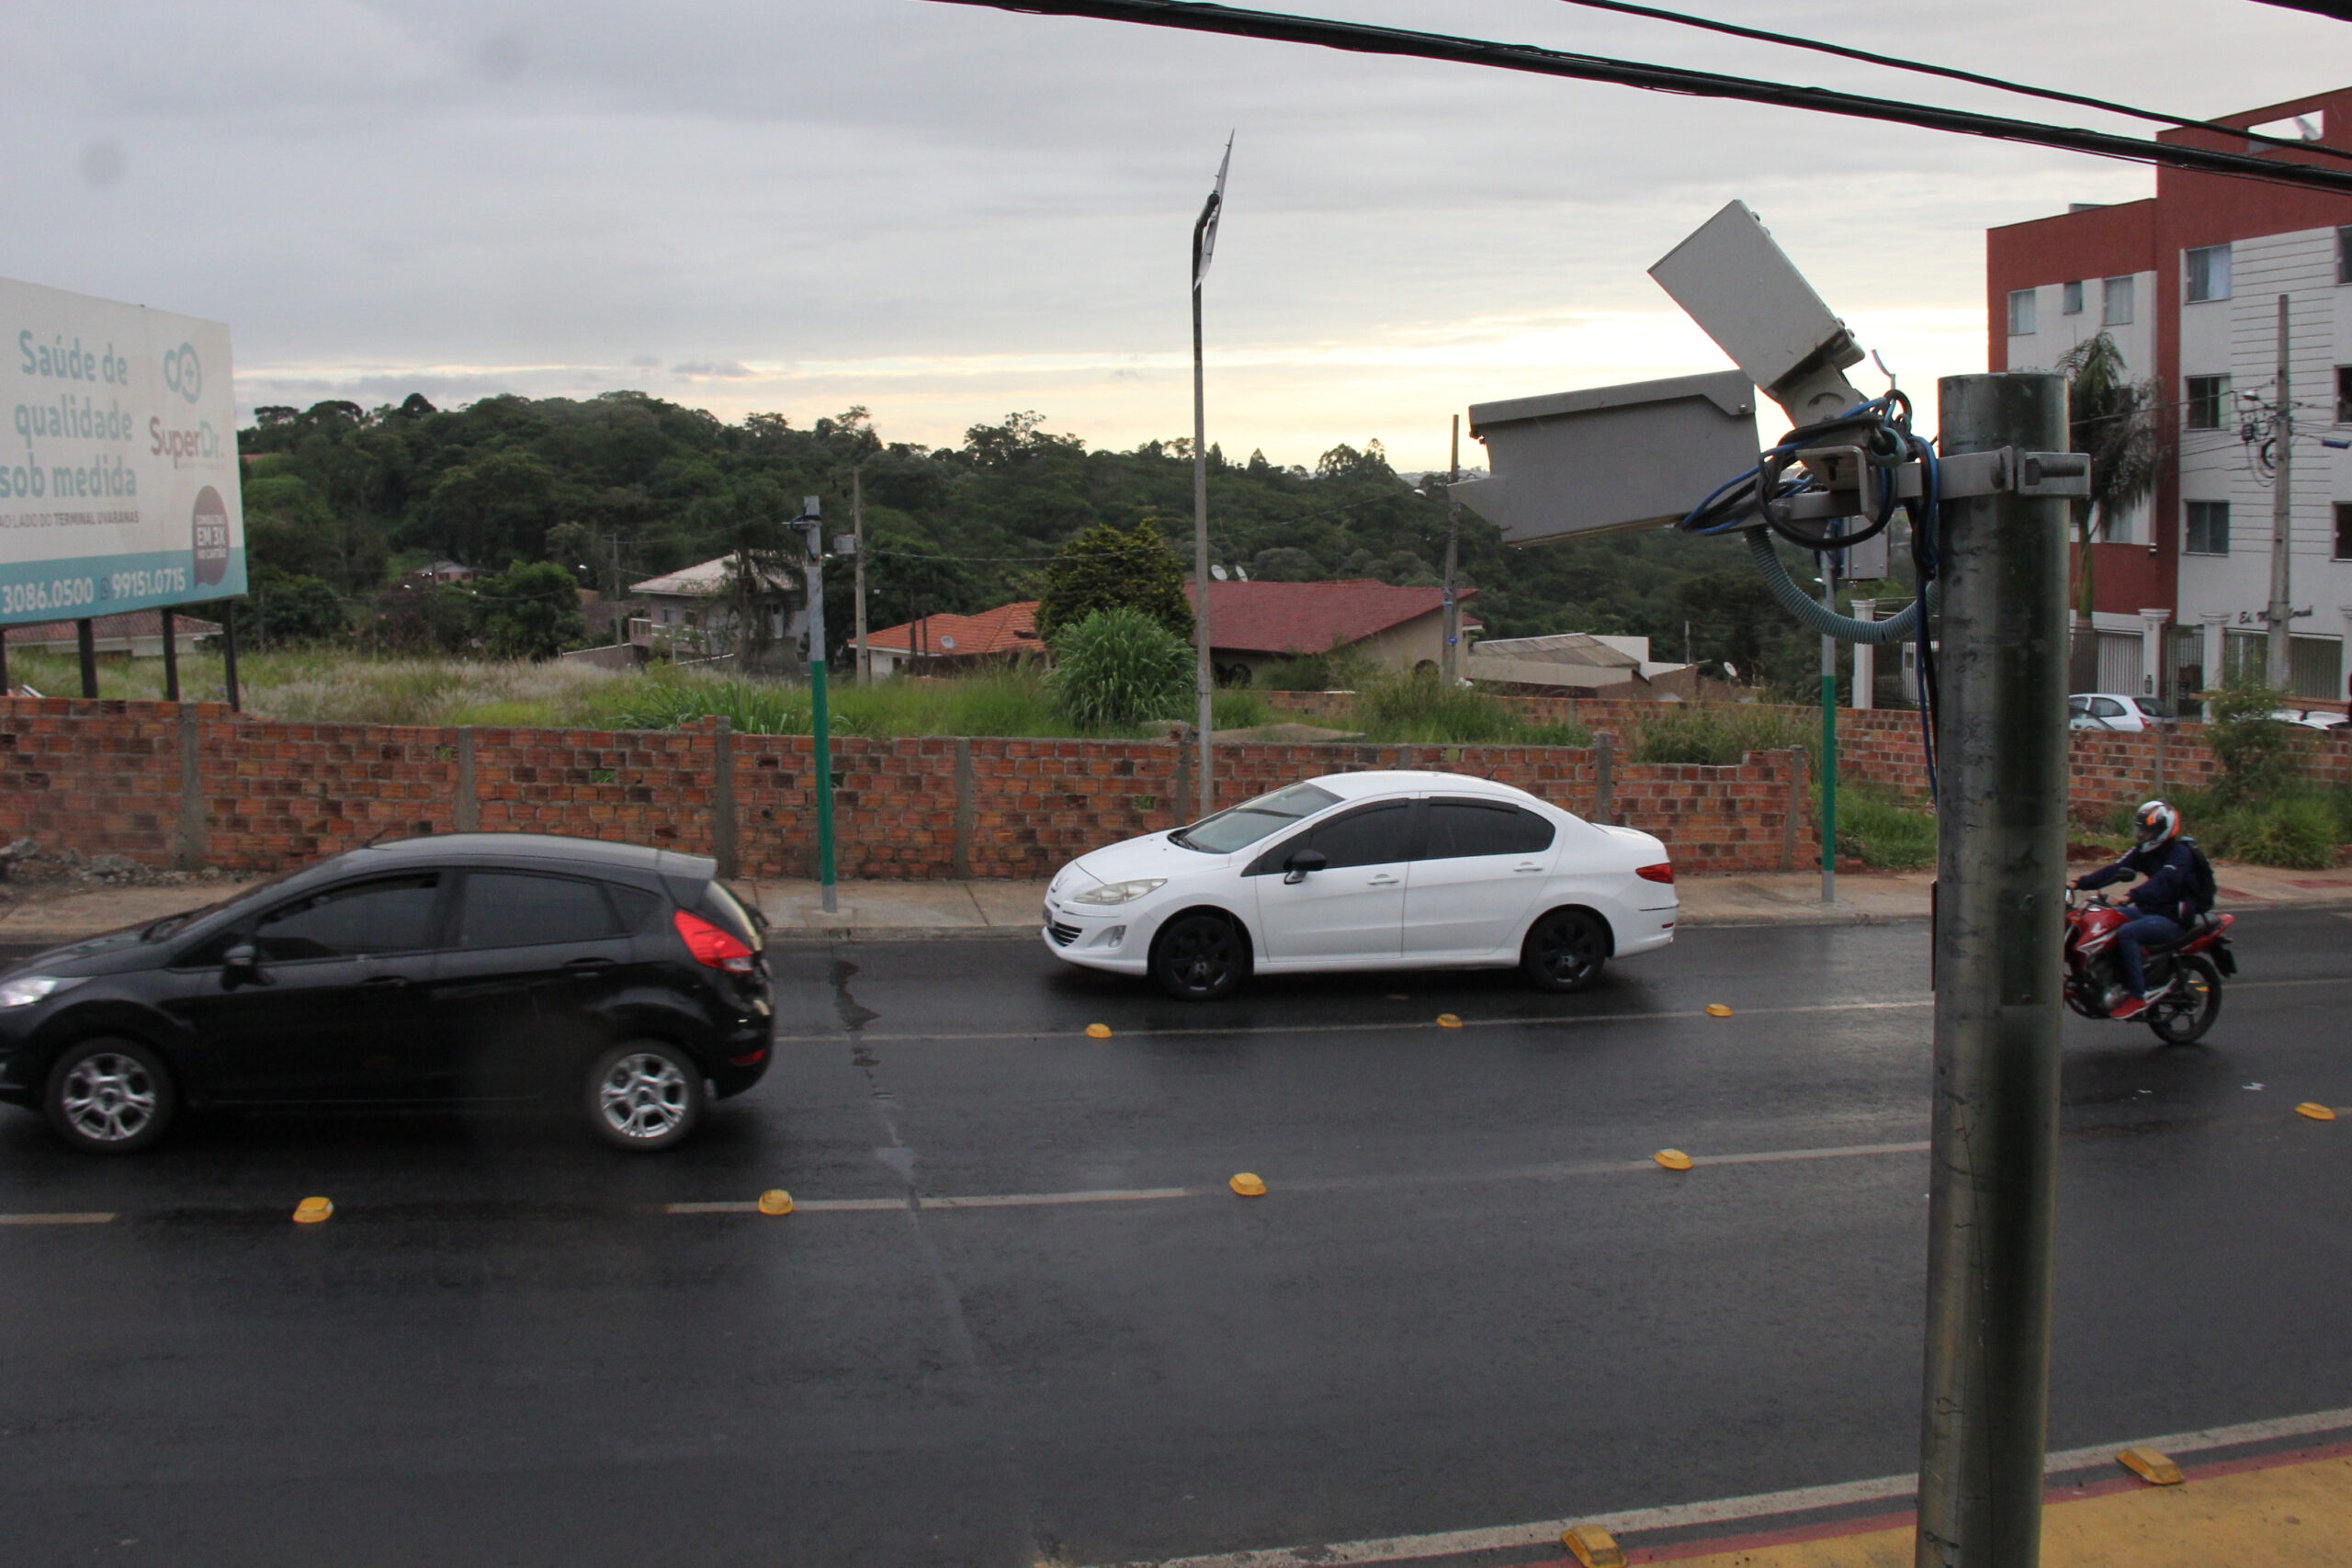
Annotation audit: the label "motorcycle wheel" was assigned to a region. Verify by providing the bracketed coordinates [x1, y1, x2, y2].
[2146, 957, 2222, 1045]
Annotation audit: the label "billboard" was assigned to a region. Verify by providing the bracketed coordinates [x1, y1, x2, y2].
[2, 276, 244, 626]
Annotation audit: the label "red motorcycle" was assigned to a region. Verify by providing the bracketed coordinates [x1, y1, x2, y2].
[2063, 889, 2235, 1043]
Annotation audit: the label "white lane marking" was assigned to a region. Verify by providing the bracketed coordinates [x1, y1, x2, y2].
[0, 1212, 115, 1225]
[1093, 1405, 2352, 1568]
[772, 997, 1933, 1047]
[924, 1188, 1197, 1209]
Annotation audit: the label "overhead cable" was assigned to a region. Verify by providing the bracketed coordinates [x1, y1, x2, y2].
[1550, 0, 2352, 164]
[927, 0, 2352, 197]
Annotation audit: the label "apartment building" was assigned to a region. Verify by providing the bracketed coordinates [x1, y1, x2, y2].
[1989, 85, 2352, 705]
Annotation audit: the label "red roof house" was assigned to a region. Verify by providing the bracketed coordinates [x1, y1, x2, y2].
[861, 601, 1044, 675]
[1184, 579, 1478, 683]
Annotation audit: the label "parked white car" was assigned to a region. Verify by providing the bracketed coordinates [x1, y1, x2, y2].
[2270, 706, 2350, 731]
[1042, 771, 1677, 1000]
[2069, 694, 2175, 731]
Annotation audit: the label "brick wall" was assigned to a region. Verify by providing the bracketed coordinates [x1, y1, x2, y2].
[1261, 691, 2352, 817]
[0, 699, 1818, 879]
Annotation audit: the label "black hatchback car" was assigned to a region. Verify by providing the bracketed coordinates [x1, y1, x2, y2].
[0, 835, 773, 1154]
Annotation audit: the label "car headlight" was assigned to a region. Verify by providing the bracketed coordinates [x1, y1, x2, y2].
[1069, 878, 1166, 907]
[0, 976, 85, 1009]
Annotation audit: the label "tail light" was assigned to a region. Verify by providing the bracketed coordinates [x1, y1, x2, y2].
[1635, 863, 1675, 885]
[674, 909, 757, 975]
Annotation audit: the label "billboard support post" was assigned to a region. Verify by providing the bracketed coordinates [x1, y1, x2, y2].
[161, 609, 180, 703]
[76, 620, 97, 698]
[221, 615, 242, 713]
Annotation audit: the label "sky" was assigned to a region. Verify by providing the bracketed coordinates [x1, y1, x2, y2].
[6, 0, 2346, 471]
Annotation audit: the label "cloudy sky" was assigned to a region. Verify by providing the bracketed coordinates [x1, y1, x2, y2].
[7, 0, 2343, 469]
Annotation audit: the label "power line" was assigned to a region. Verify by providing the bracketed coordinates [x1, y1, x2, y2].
[1549, 0, 2352, 164]
[929, 0, 2352, 197]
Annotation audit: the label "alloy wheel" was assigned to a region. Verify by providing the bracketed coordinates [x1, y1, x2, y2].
[60, 1052, 162, 1144]
[597, 1052, 692, 1141]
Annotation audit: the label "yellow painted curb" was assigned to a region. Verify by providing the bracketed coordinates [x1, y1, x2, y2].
[1435, 1013, 1463, 1029]
[1085, 1023, 1113, 1040]
[1563, 1525, 1626, 1567]
[1654, 1149, 1694, 1171]
[1705, 1003, 1734, 1018]
[757, 1190, 794, 1216]
[2297, 1101, 2337, 1121]
[292, 1196, 334, 1224]
[2117, 1446, 2184, 1485]
[1229, 1173, 1267, 1197]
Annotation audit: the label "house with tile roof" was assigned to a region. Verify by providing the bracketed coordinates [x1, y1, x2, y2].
[861, 601, 1045, 677]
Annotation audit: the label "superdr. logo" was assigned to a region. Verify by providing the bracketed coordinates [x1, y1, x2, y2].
[162, 343, 202, 403]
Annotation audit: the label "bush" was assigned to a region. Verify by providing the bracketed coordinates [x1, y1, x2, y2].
[1035, 523, 1193, 643]
[1252, 646, 1380, 692]
[1351, 670, 1531, 744]
[2204, 671, 2310, 803]
[2230, 795, 2340, 870]
[1049, 607, 1193, 730]
[1629, 705, 1813, 766]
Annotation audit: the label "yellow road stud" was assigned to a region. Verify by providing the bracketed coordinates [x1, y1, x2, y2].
[757, 1190, 794, 1216]
[1562, 1525, 1626, 1567]
[1435, 1013, 1463, 1029]
[2117, 1446, 2184, 1485]
[1654, 1149, 1693, 1171]
[1228, 1173, 1267, 1197]
[2296, 1102, 2337, 1121]
[1085, 1023, 1114, 1039]
[1705, 1003, 1734, 1018]
[292, 1197, 334, 1224]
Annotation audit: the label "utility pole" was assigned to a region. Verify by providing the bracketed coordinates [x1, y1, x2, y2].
[794, 497, 838, 915]
[1190, 138, 1230, 821]
[853, 466, 870, 686]
[1916, 372, 2071, 1568]
[2267, 294, 2293, 690]
[1819, 555, 1838, 904]
[1442, 415, 1462, 687]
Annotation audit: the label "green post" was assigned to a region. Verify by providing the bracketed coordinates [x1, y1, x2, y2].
[797, 496, 838, 915]
[1821, 558, 1838, 903]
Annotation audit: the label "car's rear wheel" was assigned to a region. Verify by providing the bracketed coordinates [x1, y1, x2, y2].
[45, 1037, 175, 1154]
[1521, 908, 1609, 994]
[585, 1040, 704, 1151]
[1151, 913, 1249, 1001]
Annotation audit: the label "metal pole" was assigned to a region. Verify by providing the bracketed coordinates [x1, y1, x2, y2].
[801, 500, 838, 914]
[1442, 415, 1462, 687]
[1192, 226, 1215, 818]
[1, 626, 11, 694]
[854, 467, 870, 686]
[221, 611, 242, 712]
[1852, 599, 1876, 710]
[1820, 558, 1838, 904]
[76, 617, 98, 698]
[1916, 371, 2070, 1568]
[2266, 294, 2292, 691]
[161, 607, 181, 702]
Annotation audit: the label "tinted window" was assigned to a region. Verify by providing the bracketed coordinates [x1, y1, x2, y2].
[607, 884, 662, 933]
[1180, 781, 1342, 854]
[2090, 697, 2127, 718]
[253, 874, 440, 962]
[1423, 799, 1554, 860]
[458, 873, 620, 949]
[1301, 801, 1412, 870]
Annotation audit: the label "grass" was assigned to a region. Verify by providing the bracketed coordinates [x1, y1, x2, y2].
[2105, 787, 2348, 871]
[1826, 780, 1939, 871]
[1629, 705, 1815, 766]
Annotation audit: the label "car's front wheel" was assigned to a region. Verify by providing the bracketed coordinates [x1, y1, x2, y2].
[45, 1037, 176, 1154]
[1521, 908, 1609, 994]
[1151, 913, 1249, 1001]
[585, 1040, 705, 1151]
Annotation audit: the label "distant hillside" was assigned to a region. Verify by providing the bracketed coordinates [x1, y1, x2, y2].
[238, 392, 1894, 697]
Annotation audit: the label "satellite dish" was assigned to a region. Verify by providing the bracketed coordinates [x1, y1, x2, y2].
[1235, 565, 1249, 580]
[939, 635, 956, 650]
[1210, 565, 1228, 581]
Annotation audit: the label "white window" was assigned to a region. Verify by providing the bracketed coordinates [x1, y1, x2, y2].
[2185, 244, 2232, 303]
[2007, 288, 2038, 336]
[2062, 281, 2084, 315]
[2102, 276, 2135, 326]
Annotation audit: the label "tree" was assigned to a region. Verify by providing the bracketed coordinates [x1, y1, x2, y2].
[419, 450, 566, 566]
[231, 566, 349, 649]
[716, 520, 802, 671]
[2056, 333, 2164, 682]
[1035, 521, 1193, 642]
[472, 560, 585, 660]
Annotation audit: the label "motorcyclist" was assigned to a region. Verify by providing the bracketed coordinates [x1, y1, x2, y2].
[2070, 799, 2197, 1021]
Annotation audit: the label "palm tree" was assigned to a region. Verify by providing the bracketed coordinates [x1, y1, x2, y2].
[717, 518, 801, 672]
[2054, 334, 2164, 684]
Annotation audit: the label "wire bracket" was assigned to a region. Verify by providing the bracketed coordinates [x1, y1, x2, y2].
[1774, 447, 2088, 521]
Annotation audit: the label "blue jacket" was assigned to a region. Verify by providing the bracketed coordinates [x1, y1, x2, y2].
[2078, 840, 2197, 921]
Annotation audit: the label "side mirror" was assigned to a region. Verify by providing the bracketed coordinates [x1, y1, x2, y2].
[1283, 848, 1328, 886]
[222, 943, 270, 987]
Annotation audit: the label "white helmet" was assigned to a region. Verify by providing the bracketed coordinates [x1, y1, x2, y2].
[2133, 799, 2181, 846]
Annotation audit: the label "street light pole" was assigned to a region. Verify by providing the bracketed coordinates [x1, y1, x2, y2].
[1442, 414, 1461, 687]
[1190, 138, 1230, 821]
[2266, 294, 2293, 691]
[1916, 372, 2071, 1568]
[854, 466, 870, 687]
[795, 497, 838, 915]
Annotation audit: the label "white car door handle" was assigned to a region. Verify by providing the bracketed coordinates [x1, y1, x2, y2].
[1512, 863, 1544, 874]
[1367, 874, 1401, 886]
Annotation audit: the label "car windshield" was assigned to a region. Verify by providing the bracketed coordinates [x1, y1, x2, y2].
[2136, 698, 2175, 719]
[141, 863, 311, 942]
[1173, 782, 1342, 854]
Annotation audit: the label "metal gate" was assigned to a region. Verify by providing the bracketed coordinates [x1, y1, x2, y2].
[2097, 631, 2145, 695]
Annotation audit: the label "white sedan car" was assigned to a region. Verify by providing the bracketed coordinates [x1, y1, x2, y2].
[1042, 771, 1677, 1000]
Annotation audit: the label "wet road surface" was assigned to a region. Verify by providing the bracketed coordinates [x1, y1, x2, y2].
[1, 912, 2346, 1566]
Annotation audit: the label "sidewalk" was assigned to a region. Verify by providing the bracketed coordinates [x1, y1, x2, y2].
[0, 863, 2344, 949]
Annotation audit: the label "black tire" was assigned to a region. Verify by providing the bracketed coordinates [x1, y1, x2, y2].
[44, 1037, 175, 1155]
[1522, 908, 1610, 994]
[584, 1039, 705, 1151]
[1151, 913, 1249, 1001]
[2146, 957, 2222, 1045]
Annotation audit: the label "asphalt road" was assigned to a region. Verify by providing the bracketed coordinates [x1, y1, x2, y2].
[1, 911, 2346, 1567]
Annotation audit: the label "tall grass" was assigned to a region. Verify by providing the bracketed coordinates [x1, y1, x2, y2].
[1344, 671, 1592, 747]
[1827, 781, 1939, 871]
[1628, 705, 1814, 766]
[2108, 786, 2346, 871]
